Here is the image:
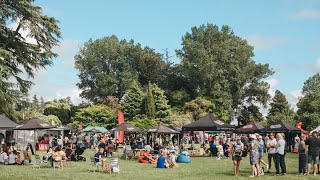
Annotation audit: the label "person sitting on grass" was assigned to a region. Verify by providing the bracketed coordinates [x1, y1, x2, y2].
[167, 151, 177, 168]
[44, 147, 53, 161]
[16, 151, 22, 165]
[8, 149, 16, 165]
[142, 150, 158, 164]
[0, 148, 8, 164]
[157, 152, 169, 168]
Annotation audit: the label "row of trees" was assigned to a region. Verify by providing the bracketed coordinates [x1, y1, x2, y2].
[1, 1, 320, 131]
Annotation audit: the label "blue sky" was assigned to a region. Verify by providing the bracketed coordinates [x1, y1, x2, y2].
[29, 0, 320, 109]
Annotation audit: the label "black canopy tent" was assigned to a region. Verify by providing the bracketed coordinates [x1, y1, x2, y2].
[182, 113, 235, 131]
[111, 122, 141, 132]
[262, 120, 301, 133]
[235, 120, 264, 134]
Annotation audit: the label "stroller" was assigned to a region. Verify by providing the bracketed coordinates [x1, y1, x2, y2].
[75, 143, 86, 161]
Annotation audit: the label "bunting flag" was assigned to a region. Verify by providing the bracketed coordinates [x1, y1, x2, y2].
[117, 110, 125, 142]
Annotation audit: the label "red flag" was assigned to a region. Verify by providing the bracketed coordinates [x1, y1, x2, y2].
[118, 110, 125, 142]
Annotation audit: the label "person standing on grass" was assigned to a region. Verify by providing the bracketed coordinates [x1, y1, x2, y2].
[275, 133, 286, 176]
[266, 133, 276, 173]
[305, 131, 320, 176]
[249, 134, 260, 177]
[298, 134, 307, 175]
[232, 135, 244, 176]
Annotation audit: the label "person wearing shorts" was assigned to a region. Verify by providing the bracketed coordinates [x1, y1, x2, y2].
[305, 131, 320, 176]
[232, 136, 244, 176]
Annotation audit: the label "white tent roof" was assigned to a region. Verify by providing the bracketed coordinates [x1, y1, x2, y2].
[311, 126, 320, 133]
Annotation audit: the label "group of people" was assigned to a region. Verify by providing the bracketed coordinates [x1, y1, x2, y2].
[231, 131, 320, 177]
[0, 143, 33, 165]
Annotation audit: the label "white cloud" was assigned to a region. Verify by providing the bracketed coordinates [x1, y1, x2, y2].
[266, 78, 280, 97]
[246, 35, 287, 50]
[309, 57, 320, 72]
[56, 88, 83, 104]
[285, 89, 303, 111]
[27, 39, 84, 104]
[294, 9, 320, 20]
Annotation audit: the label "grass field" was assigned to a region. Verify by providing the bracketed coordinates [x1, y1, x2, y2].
[0, 150, 319, 180]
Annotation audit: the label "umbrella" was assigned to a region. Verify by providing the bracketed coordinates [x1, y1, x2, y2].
[14, 117, 55, 155]
[147, 124, 179, 134]
[111, 122, 141, 132]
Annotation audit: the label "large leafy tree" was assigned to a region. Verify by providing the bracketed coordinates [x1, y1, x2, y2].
[0, 0, 61, 114]
[74, 35, 169, 102]
[297, 73, 320, 130]
[237, 105, 264, 126]
[176, 24, 272, 122]
[71, 104, 117, 129]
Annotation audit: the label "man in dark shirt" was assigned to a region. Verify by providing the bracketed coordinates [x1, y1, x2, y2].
[305, 131, 320, 176]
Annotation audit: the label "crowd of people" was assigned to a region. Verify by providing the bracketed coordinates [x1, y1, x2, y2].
[229, 131, 320, 177]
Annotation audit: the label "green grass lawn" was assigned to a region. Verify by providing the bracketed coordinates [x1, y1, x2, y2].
[0, 151, 319, 180]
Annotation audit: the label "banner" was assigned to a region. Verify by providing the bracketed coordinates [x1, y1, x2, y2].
[117, 110, 125, 142]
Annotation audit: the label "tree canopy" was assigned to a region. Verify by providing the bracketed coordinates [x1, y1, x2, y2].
[176, 24, 273, 122]
[297, 73, 320, 130]
[74, 36, 169, 103]
[0, 0, 61, 115]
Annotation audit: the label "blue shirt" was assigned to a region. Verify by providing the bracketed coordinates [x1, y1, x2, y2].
[157, 156, 165, 168]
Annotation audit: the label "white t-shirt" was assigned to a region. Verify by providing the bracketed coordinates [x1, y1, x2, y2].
[0, 152, 8, 163]
[8, 154, 16, 164]
[267, 139, 277, 154]
[144, 145, 152, 152]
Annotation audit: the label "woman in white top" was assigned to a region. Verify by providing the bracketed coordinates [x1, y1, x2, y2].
[275, 133, 286, 176]
[8, 149, 16, 165]
[0, 148, 8, 164]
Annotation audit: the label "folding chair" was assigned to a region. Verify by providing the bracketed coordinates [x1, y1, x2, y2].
[31, 154, 42, 169]
[109, 157, 120, 174]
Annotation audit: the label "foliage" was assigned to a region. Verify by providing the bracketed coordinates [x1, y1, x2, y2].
[237, 105, 264, 126]
[44, 98, 72, 125]
[170, 111, 193, 127]
[119, 81, 144, 120]
[184, 97, 213, 121]
[74, 35, 169, 102]
[169, 89, 191, 108]
[297, 73, 320, 130]
[17, 110, 61, 125]
[0, 0, 61, 115]
[71, 104, 117, 129]
[130, 114, 157, 129]
[176, 23, 273, 122]
[145, 82, 156, 119]
[152, 83, 172, 124]
[267, 90, 296, 126]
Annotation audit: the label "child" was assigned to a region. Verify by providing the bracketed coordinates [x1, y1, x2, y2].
[16, 151, 22, 165]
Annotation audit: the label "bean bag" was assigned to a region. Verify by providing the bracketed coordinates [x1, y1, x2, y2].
[177, 154, 191, 163]
[138, 156, 149, 164]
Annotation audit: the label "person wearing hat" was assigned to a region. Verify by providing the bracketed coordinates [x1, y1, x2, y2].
[249, 134, 261, 177]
